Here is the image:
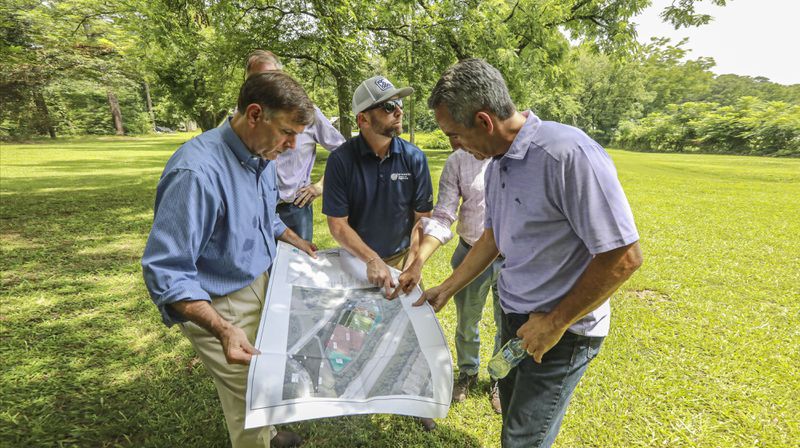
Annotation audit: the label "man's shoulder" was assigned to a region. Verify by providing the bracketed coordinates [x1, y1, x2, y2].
[165, 129, 226, 174]
[329, 136, 360, 159]
[394, 137, 427, 161]
[448, 148, 481, 166]
[532, 121, 603, 162]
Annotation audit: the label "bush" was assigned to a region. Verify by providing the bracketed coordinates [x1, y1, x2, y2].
[413, 129, 450, 150]
[613, 97, 800, 156]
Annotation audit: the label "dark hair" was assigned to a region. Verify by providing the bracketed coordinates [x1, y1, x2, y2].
[237, 72, 315, 126]
[428, 58, 515, 128]
[245, 49, 283, 74]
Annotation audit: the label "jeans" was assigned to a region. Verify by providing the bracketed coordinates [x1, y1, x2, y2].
[276, 201, 314, 243]
[498, 312, 604, 448]
[450, 238, 503, 379]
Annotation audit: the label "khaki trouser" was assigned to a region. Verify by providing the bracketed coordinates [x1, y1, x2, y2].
[383, 248, 424, 289]
[179, 272, 276, 448]
[382, 248, 409, 270]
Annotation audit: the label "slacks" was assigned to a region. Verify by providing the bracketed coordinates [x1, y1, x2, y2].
[180, 272, 275, 448]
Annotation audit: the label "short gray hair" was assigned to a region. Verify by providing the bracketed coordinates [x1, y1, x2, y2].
[428, 58, 515, 128]
[245, 49, 283, 74]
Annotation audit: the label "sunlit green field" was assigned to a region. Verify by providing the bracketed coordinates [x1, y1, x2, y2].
[1, 134, 798, 447]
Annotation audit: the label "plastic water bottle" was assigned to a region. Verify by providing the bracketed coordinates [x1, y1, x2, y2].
[487, 338, 528, 379]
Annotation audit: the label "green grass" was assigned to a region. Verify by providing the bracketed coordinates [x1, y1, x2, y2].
[1, 134, 798, 447]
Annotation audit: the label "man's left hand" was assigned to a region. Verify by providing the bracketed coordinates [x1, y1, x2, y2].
[294, 183, 322, 208]
[516, 312, 568, 364]
[413, 284, 452, 312]
[389, 263, 422, 299]
[295, 240, 318, 258]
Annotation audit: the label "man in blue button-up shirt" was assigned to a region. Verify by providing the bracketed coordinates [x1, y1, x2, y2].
[142, 72, 317, 448]
[418, 59, 643, 448]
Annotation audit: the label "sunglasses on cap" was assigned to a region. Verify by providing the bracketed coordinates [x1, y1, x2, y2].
[365, 99, 403, 113]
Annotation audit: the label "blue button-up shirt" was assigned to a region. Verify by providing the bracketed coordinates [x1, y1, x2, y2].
[322, 135, 434, 259]
[142, 119, 286, 326]
[485, 112, 639, 337]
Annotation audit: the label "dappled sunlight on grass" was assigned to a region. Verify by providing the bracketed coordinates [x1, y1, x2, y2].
[1, 136, 797, 446]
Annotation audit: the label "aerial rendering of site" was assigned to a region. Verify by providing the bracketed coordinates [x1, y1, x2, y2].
[283, 286, 434, 401]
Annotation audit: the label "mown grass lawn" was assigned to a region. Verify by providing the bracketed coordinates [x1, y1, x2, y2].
[1, 134, 798, 447]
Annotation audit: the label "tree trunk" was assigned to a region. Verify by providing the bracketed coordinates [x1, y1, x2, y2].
[333, 73, 352, 138]
[107, 90, 124, 135]
[407, 17, 415, 145]
[33, 89, 56, 139]
[143, 81, 156, 131]
[196, 109, 228, 132]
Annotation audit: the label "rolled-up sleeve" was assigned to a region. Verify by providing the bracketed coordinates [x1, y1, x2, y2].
[141, 169, 218, 326]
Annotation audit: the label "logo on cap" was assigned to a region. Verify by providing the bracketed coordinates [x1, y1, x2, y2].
[374, 77, 393, 91]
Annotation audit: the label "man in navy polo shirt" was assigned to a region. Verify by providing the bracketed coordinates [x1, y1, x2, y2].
[322, 75, 436, 431]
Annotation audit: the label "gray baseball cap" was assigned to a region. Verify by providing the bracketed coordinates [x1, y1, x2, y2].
[352, 75, 414, 116]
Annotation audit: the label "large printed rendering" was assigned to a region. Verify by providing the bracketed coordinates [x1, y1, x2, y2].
[245, 243, 452, 428]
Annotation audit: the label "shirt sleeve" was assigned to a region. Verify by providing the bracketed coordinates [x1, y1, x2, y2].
[322, 152, 349, 217]
[421, 153, 459, 244]
[484, 163, 494, 229]
[269, 166, 288, 237]
[558, 143, 639, 255]
[412, 152, 434, 213]
[312, 108, 346, 151]
[141, 169, 217, 326]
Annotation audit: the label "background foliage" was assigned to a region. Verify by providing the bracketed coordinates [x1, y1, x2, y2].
[4, 0, 797, 156]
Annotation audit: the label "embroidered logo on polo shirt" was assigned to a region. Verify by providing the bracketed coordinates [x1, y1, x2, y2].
[374, 77, 393, 91]
[391, 172, 411, 181]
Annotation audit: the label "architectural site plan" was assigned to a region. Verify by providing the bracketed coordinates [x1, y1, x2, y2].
[245, 243, 452, 428]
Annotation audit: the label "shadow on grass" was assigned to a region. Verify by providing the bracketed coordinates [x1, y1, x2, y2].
[2, 157, 171, 176]
[1, 153, 483, 447]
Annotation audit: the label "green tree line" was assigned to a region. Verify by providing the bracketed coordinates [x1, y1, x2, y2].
[3, 0, 797, 155]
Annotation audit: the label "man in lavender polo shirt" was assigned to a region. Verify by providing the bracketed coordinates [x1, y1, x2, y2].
[416, 59, 643, 447]
[245, 50, 345, 242]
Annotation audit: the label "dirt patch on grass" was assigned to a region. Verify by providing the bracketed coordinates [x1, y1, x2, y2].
[632, 289, 673, 303]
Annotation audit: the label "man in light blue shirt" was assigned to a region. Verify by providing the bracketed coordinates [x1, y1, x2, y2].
[417, 59, 643, 447]
[142, 72, 316, 448]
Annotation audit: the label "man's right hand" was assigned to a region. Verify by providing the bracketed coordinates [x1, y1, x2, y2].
[413, 284, 452, 312]
[219, 323, 260, 365]
[367, 258, 396, 298]
[171, 299, 260, 365]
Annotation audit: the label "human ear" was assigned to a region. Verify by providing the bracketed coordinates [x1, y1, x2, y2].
[245, 104, 263, 125]
[475, 111, 494, 134]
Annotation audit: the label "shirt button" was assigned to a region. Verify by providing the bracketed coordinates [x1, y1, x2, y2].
[501, 183, 505, 188]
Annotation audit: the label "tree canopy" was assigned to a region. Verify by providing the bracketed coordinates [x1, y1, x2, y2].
[2, 0, 797, 155]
